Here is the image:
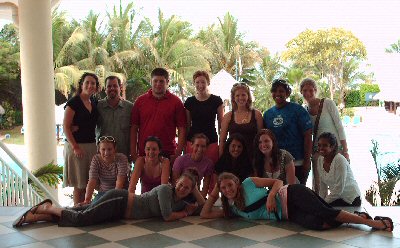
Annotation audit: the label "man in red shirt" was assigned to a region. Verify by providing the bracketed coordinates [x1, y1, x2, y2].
[130, 68, 186, 164]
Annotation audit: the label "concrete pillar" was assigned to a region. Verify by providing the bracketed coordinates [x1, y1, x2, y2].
[18, 0, 57, 174]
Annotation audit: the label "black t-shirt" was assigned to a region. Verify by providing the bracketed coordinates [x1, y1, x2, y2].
[184, 94, 223, 143]
[64, 95, 98, 143]
[214, 157, 253, 183]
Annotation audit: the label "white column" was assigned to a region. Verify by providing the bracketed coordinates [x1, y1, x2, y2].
[18, 0, 57, 173]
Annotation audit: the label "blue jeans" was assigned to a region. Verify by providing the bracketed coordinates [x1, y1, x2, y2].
[59, 189, 128, 227]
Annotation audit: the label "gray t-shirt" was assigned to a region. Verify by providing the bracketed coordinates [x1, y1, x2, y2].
[131, 184, 187, 219]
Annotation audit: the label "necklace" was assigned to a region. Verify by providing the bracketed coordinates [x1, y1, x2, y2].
[236, 111, 250, 124]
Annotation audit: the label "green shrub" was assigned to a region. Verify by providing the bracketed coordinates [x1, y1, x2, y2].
[0, 101, 17, 129]
[360, 84, 380, 106]
[341, 107, 355, 118]
[13, 110, 23, 125]
[345, 90, 361, 107]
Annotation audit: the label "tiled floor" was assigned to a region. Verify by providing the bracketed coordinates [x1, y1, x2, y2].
[0, 206, 399, 248]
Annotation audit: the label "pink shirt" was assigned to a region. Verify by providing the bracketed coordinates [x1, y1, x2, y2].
[89, 153, 128, 192]
[172, 154, 213, 179]
[131, 89, 186, 156]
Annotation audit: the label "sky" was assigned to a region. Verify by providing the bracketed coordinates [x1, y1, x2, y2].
[56, 0, 400, 89]
[2, 0, 399, 89]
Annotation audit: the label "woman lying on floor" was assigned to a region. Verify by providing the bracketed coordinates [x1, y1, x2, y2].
[200, 172, 393, 232]
[14, 172, 204, 227]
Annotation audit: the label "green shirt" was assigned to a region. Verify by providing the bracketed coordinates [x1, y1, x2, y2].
[230, 178, 282, 220]
[97, 98, 133, 157]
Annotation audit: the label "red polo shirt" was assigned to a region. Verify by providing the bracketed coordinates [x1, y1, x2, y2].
[131, 89, 186, 156]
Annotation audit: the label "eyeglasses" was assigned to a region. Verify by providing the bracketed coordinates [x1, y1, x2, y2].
[98, 136, 116, 143]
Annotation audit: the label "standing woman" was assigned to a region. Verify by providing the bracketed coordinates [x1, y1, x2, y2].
[263, 79, 312, 185]
[129, 136, 170, 194]
[184, 71, 224, 164]
[219, 83, 263, 158]
[253, 129, 298, 185]
[63, 72, 100, 205]
[300, 78, 349, 191]
[317, 132, 361, 206]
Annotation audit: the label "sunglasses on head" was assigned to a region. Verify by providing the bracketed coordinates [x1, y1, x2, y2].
[233, 82, 249, 88]
[99, 136, 116, 143]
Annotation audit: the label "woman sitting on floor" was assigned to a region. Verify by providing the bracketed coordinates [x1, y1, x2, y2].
[253, 129, 298, 185]
[14, 172, 204, 227]
[214, 133, 253, 183]
[129, 136, 170, 194]
[317, 132, 361, 206]
[82, 136, 129, 204]
[200, 172, 393, 232]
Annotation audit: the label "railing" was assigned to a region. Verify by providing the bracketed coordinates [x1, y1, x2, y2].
[0, 141, 60, 207]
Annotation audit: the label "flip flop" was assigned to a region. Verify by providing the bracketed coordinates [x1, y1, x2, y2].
[12, 199, 52, 228]
[374, 216, 394, 232]
[354, 211, 372, 220]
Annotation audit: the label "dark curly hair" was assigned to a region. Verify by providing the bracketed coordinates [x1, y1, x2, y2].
[318, 132, 339, 155]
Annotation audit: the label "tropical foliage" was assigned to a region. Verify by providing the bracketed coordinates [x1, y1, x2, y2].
[366, 140, 400, 206]
[0, 3, 373, 126]
[385, 39, 400, 53]
[282, 28, 367, 105]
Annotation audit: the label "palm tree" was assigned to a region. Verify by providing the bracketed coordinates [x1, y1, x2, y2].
[253, 54, 284, 112]
[197, 12, 260, 77]
[133, 10, 210, 99]
[339, 58, 365, 106]
[286, 68, 304, 103]
[105, 2, 153, 99]
[53, 9, 127, 97]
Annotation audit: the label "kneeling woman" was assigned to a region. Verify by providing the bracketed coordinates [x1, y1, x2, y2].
[317, 132, 361, 206]
[14, 172, 204, 227]
[200, 173, 393, 232]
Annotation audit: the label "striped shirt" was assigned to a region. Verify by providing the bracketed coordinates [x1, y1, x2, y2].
[89, 153, 128, 192]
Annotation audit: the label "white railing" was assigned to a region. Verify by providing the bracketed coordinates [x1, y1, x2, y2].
[0, 141, 60, 207]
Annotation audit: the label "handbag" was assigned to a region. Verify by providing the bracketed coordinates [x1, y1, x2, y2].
[312, 98, 325, 149]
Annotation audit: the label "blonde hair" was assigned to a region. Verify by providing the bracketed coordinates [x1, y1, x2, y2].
[300, 78, 317, 92]
[217, 172, 246, 217]
[230, 83, 252, 111]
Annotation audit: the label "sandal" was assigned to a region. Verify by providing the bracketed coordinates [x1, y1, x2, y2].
[374, 216, 394, 232]
[354, 211, 372, 220]
[12, 199, 52, 228]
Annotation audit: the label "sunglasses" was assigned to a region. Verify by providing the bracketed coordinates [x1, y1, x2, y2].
[233, 82, 249, 88]
[98, 136, 116, 143]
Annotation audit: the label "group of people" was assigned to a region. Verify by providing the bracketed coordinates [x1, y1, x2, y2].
[13, 68, 393, 232]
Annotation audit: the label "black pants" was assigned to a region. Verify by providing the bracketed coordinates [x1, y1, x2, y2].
[295, 166, 309, 185]
[287, 184, 342, 230]
[59, 189, 128, 227]
[330, 196, 361, 207]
